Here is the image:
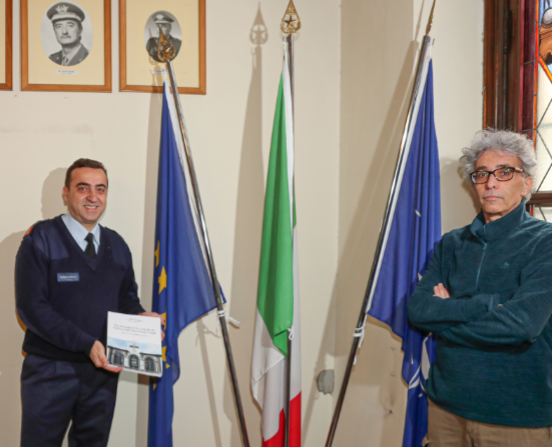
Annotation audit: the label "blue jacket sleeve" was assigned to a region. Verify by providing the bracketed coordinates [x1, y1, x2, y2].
[439, 245, 552, 347]
[15, 235, 97, 355]
[408, 241, 497, 333]
[108, 230, 145, 315]
[118, 254, 145, 315]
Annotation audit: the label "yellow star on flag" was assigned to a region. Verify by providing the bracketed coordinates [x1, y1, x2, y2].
[158, 267, 167, 294]
[154, 241, 160, 267]
[162, 345, 171, 369]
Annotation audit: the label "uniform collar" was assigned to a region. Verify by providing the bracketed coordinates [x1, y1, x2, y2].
[61, 212, 101, 246]
[470, 199, 528, 243]
[62, 43, 83, 65]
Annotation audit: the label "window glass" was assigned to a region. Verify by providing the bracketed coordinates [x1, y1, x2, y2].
[129, 355, 139, 370]
[113, 351, 124, 366]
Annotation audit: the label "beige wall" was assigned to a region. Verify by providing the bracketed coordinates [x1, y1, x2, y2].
[333, 0, 484, 445]
[0, 0, 483, 446]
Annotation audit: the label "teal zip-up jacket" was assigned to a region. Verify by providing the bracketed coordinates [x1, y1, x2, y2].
[408, 200, 552, 427]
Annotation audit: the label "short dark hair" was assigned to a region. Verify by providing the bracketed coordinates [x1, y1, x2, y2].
[65, 158, 108, 189]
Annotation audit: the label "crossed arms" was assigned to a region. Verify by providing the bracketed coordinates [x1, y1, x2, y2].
[407, 241, 552, 348]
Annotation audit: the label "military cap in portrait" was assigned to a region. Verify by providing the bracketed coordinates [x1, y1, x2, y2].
[47, 3, 85, 23]
[153, 13, 174, 25]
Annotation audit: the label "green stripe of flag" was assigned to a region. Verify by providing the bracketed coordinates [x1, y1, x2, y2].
[257, 74, 294, 356]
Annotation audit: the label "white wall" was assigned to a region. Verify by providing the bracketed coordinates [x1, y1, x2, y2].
[333, 0, 484, 445]
[0, 0, 485, 446]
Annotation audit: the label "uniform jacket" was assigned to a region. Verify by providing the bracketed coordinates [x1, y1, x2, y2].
[49, 44, 89, 66]
[15, 216, 145, 362]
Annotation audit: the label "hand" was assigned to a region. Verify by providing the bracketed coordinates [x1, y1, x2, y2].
[433, 283, 451, 299]
[90, 340, 123, 373]
[140, 312, 166, 341]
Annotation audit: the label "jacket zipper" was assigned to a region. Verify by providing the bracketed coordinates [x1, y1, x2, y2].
[475, 227, 487, 288]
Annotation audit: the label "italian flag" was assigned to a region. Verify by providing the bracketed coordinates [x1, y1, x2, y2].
[251, 43, 301, 447]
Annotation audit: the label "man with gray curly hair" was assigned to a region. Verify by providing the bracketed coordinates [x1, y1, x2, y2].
[409, 129, 552, 446]
[460, 129, 538, 203]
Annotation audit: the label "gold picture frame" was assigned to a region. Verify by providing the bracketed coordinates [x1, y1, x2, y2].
[119, 0, 206, 94]
[21, 0, 112, 92]
[0, 0, 12, 90]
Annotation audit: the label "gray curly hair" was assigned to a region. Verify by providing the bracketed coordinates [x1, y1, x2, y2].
[459, 129, 538, 201]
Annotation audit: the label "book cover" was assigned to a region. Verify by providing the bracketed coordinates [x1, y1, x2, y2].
[106, 311, 163, 377]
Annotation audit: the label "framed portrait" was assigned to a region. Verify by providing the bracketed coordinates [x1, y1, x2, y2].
[0, 0, 12, 90]
[119, 0, 206, 94]
[21, 0, 111, 92]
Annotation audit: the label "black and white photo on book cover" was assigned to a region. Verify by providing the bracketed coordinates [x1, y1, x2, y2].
[106, 311, 163, 377]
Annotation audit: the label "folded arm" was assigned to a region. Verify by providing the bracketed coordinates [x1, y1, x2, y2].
[439, 255, 552, 347]
[408, 242, 497, 333]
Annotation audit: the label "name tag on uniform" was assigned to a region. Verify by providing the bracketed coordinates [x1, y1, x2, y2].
[57, 273, 79, 282]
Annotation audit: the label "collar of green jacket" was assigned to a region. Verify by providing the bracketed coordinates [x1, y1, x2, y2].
[470, 199, 527, 243]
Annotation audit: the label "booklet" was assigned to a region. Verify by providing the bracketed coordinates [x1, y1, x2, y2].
[106, 311, 163, 377]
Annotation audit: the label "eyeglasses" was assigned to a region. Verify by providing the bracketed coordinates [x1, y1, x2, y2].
[469, 166, 524, 184]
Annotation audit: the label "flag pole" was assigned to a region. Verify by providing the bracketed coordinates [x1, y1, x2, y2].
[281, 2, 301, 446]
[285, 32, 294, 447]
[324, 2, 436, 446]
[157, 32, 251, 447]
[285, 33, 293, 447]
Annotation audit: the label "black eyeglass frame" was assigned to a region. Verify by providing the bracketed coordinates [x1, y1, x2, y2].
[469, 166, 525, 184]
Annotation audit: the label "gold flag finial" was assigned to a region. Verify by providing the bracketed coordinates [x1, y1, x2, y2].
[281, 0, 301, 34]
[425, 0, 436, 35]
[157, 26, 176, 63]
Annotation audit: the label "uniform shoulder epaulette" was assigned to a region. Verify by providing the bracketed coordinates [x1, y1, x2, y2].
[23, 221, 43, 238]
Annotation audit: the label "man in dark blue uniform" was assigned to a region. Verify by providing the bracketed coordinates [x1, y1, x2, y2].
[16, 158, 162, 447]
[47, 3, 89, 66]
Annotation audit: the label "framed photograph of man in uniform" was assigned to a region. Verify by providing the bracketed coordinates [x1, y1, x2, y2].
[119, 0, 206, 94]
[21, 0, 111, 92]
[0, 0, 12, 90]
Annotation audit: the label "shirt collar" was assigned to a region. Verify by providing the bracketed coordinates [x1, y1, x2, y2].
[470, 199, 528, 242]
[61, 212, 101, 245]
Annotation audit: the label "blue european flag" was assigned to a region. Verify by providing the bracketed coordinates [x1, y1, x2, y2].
[367, 59, 441, 447]
[148, 82, 219, 447]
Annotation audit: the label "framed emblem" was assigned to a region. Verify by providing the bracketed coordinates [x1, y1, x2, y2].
[119, 0, 206, 94]
[21, 0, 112, 92]
[0, 0, 12, 90]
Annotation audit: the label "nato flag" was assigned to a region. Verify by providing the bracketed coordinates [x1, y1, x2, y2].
[367, 60, 441, 447]
[148, 82, 219, 447]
